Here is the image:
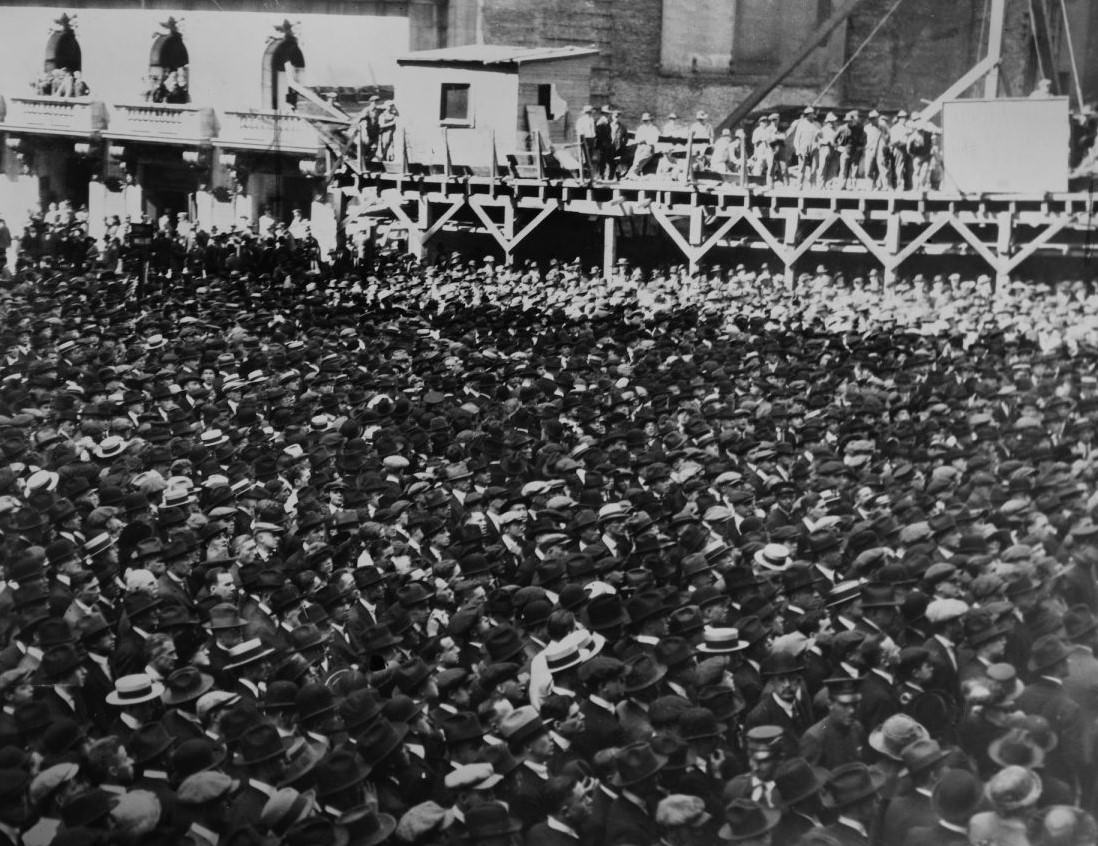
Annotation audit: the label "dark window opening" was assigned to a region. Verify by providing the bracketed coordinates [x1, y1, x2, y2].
[440, 83, 471, 123]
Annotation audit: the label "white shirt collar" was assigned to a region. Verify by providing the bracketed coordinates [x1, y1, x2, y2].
[546, 816, 580, 839]
[838, 816, 868, 837]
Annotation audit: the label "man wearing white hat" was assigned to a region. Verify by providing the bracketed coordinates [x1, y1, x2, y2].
[627, 113, 660, 178]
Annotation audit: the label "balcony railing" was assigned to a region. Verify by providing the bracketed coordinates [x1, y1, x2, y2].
[0, 96, 108, 135]
[0, 95, 327, 157]
[218, 110, 322, 153]
[107, 103, 217, 144]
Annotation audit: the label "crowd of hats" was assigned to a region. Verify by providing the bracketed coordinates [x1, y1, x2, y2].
[0, 241, 1098, 846]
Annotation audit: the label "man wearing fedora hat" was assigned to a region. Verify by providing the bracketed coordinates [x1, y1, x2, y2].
[772, 756, 828, 844]
[878, 737, 952, 845]
[821, 763, 885, 846]
[1017, 634, 1088, 794]
[904, 767, 983, 846]
[605, 741, 665, 846]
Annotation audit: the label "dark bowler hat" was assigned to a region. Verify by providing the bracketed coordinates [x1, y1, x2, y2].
[441, 711, 484, 745]
[314, 749, 370, 800]
[612, 741, 667, 787]
[37, 644, 82, 681]
[624, 653, 667, 694]
[60, 788, 117, 828]
[1028, 634, 1072, 673]
[760, 651, 804, 677]
[172, 737, 227, 778]
[162, 667, 215, 706]
[823, 763, 886, 808]
[484, 625, 525, 663]
[128, 722, 176, 766]
[718, 799, 780, 842]
[339, 689, 384, 732]
[234, 723, 290, 767]
[296, 682, 337, 723]
[354, 718, 409, 770]
[284, 816, 350, 846]
[932, 768, 984, 825]
[337, 805, 397, 846]
[898, 737, 952, 777]
[464, 802, 521, 839]
[586, 594, 630, 632]
[1063, 604, 1098, 642]
[774, 757, 828, 807]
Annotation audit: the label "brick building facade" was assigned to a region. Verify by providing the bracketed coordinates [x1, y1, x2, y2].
[443, 0, 1090, 124]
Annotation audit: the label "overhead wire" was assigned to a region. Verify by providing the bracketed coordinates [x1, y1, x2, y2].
[812, 0, 908, 106]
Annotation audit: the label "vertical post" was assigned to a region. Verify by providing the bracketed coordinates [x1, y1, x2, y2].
[488, 130, 498, 198]
[739, 134, 747, 188]
[442, 128, 453, 178]
[883, 213, 900, 285]
[684, 133, 695, 185]
[995, 210, 1013, 289]
[534, 131, 544, 181]
[398, 127, 409, 174]
[603, 217, 617, 281]
[984, 0, 1005, 98]
[783, 208, 799, 287]
[688, 208, 703, 276]
[503, 201, 515, 266]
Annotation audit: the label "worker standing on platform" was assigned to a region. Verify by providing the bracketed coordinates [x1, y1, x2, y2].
[627, 112, 661, 178]
[837, 110, 863, 189]
[861, 109, 884, 188]
[576, 105, 599, 180]
[710, 128, 735, 175]
[689, 110, 714, 145]
[889, 110, 911, 189]
[792, 106, 821, 188]
[600, 109, 629, 180]
[815, 112, 839, 187]
[662, 112, 686, 138]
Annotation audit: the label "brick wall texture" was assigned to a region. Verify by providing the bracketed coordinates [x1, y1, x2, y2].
[470, 0, 1037, 125]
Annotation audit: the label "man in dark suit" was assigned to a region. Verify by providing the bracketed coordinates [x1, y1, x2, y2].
[36, 643, 88, 723]
[745, 652, 813, 750]
[77, 615, 114, 729]
[922, 598, 966, 704]
[572, 657, 627, 760]
[604, 742, 663, 846]
[821, 763, 883, 846]
[904, 767, 983, 846]
[524, 774, 591, 846]
[0, 767, 30, 846]
[877, 739, 949, 845]
[1016, 634, 1089, 792]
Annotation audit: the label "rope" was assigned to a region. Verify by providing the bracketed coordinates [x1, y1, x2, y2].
[812, 0, 908, 107]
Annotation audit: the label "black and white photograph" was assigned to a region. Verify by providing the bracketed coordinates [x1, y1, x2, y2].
[0, 0, 1096, 844]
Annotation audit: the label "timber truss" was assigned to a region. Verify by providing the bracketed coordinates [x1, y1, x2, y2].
[355, 170, 1097, 283]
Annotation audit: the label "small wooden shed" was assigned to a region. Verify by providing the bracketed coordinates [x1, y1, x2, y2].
[394, 44, 599, 171]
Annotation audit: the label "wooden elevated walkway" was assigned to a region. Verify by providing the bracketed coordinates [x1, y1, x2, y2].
[353, 168, 1098, 283]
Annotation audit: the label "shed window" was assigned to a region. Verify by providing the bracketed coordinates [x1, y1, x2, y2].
[440, 83, 471, 125]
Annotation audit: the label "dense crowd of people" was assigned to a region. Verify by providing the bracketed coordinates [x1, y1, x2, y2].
[0, 225, 1097, 846]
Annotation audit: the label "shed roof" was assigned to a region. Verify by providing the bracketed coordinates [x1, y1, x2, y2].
[397, 44, 600, 69]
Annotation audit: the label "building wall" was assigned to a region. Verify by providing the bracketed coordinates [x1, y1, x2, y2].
[0, 6, 411, 112]
[450, 0, 1045, 125]
[395, 62, 518, 164]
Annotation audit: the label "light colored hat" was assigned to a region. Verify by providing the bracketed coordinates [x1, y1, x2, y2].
[925, 598, 969, 623]
[106, 674, 165, 707]
[986, 765, 1042, 812]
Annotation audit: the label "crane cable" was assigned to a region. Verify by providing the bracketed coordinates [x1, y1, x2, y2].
[812, 0, 908, 107]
